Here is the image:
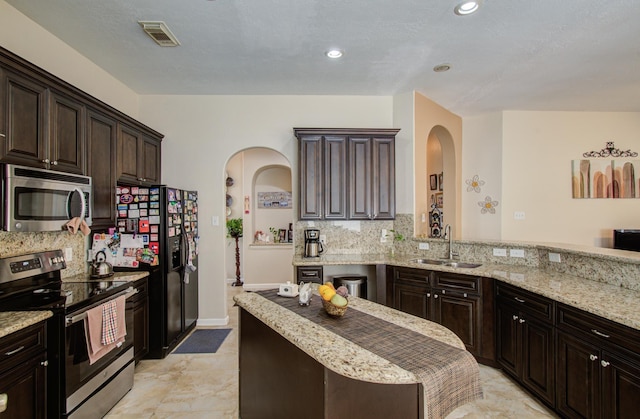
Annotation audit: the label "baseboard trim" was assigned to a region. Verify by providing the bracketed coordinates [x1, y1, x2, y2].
[197, 316, 229, 327]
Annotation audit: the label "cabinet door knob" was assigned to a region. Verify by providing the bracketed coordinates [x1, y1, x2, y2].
[589, 354, 598, 361]
[519, 318, 526, 324]
[512, 315, 519, 321]
[52, 160, 58, 165]
[426, 293, 431, 297]
[40, 360, 48, 367]
[434, 294, 438, 299]
[0, 393, 7, 413]
[42, 158, 50, 164]
[463, 293, 468, 298]
[601, 360, 610, 368]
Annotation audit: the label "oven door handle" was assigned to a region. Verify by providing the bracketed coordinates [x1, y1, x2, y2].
[65, 286, 137, 326]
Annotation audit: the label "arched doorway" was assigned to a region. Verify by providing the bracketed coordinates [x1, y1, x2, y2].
[224, 148, 293, 289]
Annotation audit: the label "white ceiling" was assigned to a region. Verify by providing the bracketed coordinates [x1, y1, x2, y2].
[5, 0, 640, 116]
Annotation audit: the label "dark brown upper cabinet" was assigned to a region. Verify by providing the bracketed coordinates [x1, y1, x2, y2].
[295, 128, 398, 221]
[87, 109, 117, 230]
[0, 67, 86, 174]
[117, 123, 161, 186]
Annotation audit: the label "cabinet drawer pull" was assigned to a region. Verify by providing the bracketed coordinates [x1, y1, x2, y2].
[0, 133, 6, 138]
[514, 297, 525, 303]
[589, 354, 598, 361]
[591, 329, 610, 338]
[302, 272, 316, 276]
[512, 315, 519, 321]
[463, 293, 468, 298]
[5, 345, 25, 356]
[600, 360, 610, 368]
[0, 393, 7, 413]
[442, 289, 446, 294]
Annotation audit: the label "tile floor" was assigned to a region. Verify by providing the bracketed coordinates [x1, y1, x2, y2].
[106, 285, 557, 418]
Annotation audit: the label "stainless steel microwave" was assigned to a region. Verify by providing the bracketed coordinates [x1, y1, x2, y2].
[2, 164, 92, 232]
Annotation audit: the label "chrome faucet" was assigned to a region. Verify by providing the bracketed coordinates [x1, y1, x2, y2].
[445, 224, 458, 260]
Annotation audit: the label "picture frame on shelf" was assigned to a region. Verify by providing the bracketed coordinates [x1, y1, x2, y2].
[429, 174, 438, 190]
[278, 229, 287, 243]
[438, 173, 443, 191]
[435, 192, 444, 208]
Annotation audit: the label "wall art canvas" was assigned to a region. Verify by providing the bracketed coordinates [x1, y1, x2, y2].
[572, 159, 640, 199]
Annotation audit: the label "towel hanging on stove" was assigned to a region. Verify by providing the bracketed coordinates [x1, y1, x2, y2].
[84, 295, 127, 364]
[101, 299, 118, 345]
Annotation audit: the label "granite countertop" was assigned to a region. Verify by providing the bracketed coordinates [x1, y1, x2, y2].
[63, 271, 150, 283]
[234, 289, 465, 385]
[293, 254, 640, 331]
[0, 311, 52, 339]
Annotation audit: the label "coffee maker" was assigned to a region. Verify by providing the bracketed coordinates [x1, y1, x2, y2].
[304, 228, 324, 257]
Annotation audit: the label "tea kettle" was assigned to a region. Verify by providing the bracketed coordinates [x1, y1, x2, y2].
[90, 250, 114, 279]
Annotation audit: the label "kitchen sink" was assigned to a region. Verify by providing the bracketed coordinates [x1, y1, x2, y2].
[442, 261, 482, 269]
[409, 258, 447, 265]
[409, 258, 482, 269]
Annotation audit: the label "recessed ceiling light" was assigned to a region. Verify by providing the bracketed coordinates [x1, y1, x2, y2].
[326, 49, 344, 59]
[454, 1, 480, 16]
[433, 63, 451, 72]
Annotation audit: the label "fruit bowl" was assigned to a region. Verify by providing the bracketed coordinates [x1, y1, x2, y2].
[322, 298, 348, 317]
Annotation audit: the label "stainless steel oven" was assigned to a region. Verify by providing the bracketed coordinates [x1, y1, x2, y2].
[63, 286, 136, 419]
[1, 164, 92, 232]
[0, 250, 137, 419]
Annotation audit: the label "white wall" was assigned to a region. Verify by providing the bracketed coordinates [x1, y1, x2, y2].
[501, 111, 640, 247]
[461, 113, 503, 240]
[0, 1, 139, 118]
[138, 95, 394, 323]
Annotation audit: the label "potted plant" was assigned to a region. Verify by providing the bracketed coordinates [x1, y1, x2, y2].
[227, 218, 243, 286]
[389, 229, 405, 257]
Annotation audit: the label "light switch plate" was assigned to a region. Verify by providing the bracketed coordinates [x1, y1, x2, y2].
[548, 252, 562, 263]
[514, 211, 526, 220]
[493, 248, 507, 257]
[64, 247, 73, 262]
[419, 242, 430, 250]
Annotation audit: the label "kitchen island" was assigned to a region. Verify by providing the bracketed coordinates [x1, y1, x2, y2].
[234, 290, 482, 419]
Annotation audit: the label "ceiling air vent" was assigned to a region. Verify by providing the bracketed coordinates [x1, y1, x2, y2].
[138, 21, 180, 47]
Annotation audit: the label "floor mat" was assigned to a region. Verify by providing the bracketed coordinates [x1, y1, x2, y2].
[173, 329, 231, 354]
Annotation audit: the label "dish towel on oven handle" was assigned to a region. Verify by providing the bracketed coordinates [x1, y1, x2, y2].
[101, 299, 118, 345]
[84, 295, 127, 365]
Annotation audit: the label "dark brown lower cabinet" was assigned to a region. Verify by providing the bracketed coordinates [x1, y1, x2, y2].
[394, 281, 432, 319]
[432, 290, 481, 355]
[557, 303, 640, 419]
[296, 266, 323, 285]
[496, 298, 555, 407]
[0, 322, 47, 418]
[131, 278, 149, 363]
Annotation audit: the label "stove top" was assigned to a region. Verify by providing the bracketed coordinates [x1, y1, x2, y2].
[0, 250, 132, 313]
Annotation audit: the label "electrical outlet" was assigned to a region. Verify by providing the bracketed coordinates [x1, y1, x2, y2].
[418, 242, 430, 250]
[514, 211, 526, 220]
[319, 234, 327, 245]
[549, 252, 562, 263]
[510, 249, 525, 258]
[380, 229, 387, 243]
[211, 216, 219, 226]
[64, 247, 73, 262]
[493, 248, 507, 257]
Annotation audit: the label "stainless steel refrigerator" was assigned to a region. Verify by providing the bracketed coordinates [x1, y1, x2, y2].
[115, 185, 199, 358]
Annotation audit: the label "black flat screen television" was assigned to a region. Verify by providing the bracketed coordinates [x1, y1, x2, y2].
[613, 229, 640, 252]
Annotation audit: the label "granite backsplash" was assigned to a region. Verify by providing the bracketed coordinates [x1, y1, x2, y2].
[0, 231, 87, 278]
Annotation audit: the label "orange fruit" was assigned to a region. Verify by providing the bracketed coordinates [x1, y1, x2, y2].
[321, 287, 336, 301]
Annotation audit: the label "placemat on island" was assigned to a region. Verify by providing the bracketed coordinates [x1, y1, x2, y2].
[256, 290, 483, 419]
